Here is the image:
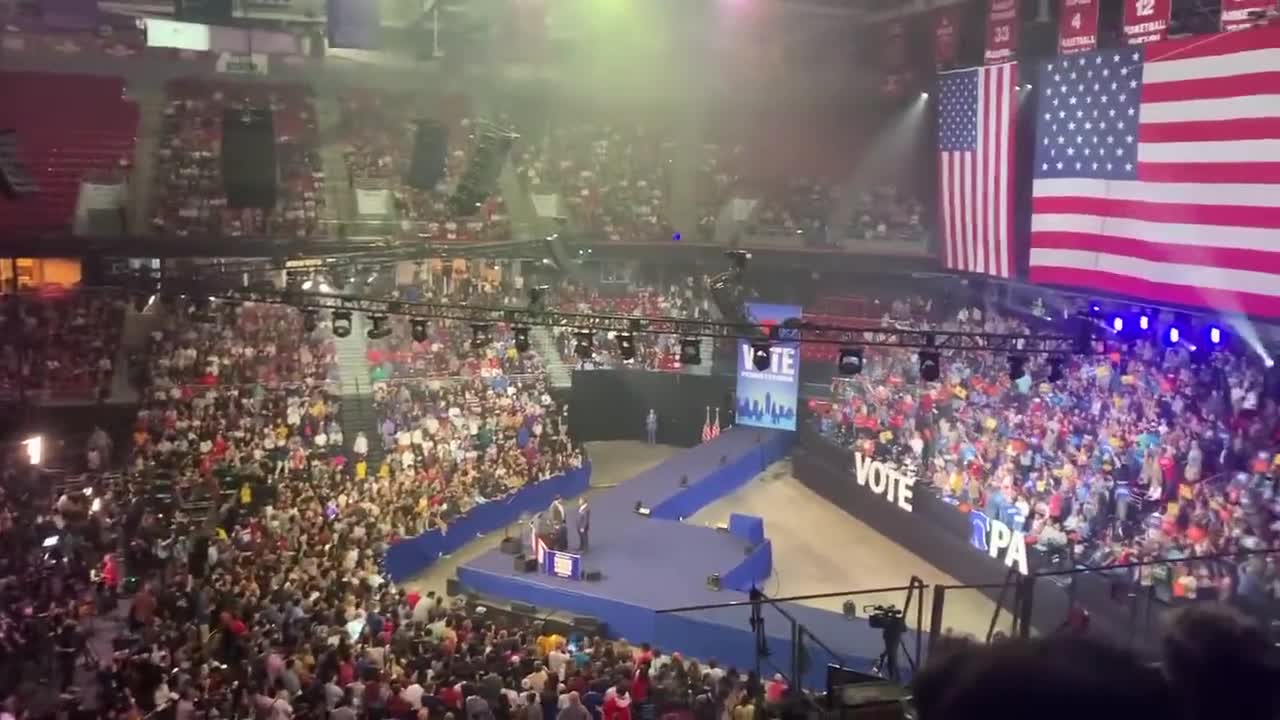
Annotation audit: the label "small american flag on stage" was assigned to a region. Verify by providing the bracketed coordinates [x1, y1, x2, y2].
[937, 62, 1018, 278]
[1030, 27, 1280, 318]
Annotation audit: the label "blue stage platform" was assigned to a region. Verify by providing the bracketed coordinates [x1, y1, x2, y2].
[457, 428, 910, 687]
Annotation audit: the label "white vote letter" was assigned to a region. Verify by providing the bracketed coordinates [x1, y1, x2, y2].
[989, 521, 1012, 560]
[855, 453, 874, 487]
[1005, 531, 1030, 575]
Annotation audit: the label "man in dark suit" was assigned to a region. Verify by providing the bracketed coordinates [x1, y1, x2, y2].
[550, 496, 567, 550]
[577, 496, 590, 553]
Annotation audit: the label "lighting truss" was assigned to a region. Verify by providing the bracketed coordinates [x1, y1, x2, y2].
[175, 285, 1089, 355]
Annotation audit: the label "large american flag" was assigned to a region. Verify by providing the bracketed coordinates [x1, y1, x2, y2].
[937, 62, 1017, 278]
[1030, 26, 1280, 318]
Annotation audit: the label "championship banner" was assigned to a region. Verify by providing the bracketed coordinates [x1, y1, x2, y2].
[1221, 0, 1275, 32]
[1122, 0, 1171, 44]
[1058, 0, 1099, 55]
[932, 4, 963, 68]
[984, 0, 1020, 64]
[882, 19, 911, 96]
[735, 303, 801, 432]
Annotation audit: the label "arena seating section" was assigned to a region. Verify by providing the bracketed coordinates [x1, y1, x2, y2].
[0, 290, 125, 401]
[0, 72, 138, 234]
[338, 89, 510, 243]
[515, 119, 673, 242]
[151, 78, 324, 240]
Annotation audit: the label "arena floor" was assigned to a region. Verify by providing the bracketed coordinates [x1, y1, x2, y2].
[405, 442, 1007, 643]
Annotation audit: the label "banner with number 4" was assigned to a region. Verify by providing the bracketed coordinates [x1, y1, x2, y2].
[1058, 0, 1099, 55]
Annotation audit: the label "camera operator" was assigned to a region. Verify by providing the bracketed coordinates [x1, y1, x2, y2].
[865, 605, 906, 682]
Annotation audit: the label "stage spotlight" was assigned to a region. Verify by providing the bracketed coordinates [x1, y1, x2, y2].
[1139, 314, 1151, 331]
[1111, 316, 1124, 333]
[1088, 302, 1102, 317]
[471, 323, 492, 349]
[680, 337, 702, 366]
[1208, 326, 1224, 346]
[367, 314, 392, 340]
[1164, 325, 1181, 346]
[301, 277, 315, 291]
[410, 318, 429, 344]
[1047, 356, 1066, 383]
[726, 249, 752, 274]
[1008, 355, 1027, 381]
[513, 326, 531, 353]
[303, 309, 318, 333]
[332, 310, 352, 338]
[751, 341, 772, 372]
[574, 330, 594, 360]
[918, 350, 941, 382]
[837, 347, 864, 375]
[616, 332, 636, 361]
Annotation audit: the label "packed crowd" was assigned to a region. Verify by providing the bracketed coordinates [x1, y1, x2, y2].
[366, 278, 541, 383]
[152, 78, 326, 240]
[816, 296, 1280, 609]
[550, 279, 713, 370]
[372, 375, 578, 532]
[846, 186, 926, 244]
[0, 290, 125, 401]
[338, 91, 510, 244]
[516, 122, 672, 243]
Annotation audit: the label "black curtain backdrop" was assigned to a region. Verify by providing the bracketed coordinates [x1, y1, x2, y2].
[568, 370, 734, 448]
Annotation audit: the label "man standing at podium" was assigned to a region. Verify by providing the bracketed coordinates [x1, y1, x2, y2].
[577, 496, 590, 553]
[549, 495, 568, 551]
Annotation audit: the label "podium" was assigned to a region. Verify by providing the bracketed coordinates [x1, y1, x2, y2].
[530, 521, 583, 580]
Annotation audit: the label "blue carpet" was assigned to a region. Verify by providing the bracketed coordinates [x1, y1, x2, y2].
[457, 428, 909, 687]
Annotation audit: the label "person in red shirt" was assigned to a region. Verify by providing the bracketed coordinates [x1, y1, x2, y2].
[602, 685, 632, 720]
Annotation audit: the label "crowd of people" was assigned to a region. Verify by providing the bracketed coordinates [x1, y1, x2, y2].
[151, 78, 326, 240]
[815, 295, 1280, 610]
[338, 91, 511, 245]
[845, 186, 926, 244]
[0, 290, 125, 401]
[549, 279, 713, 371]
[516, 122, 673, 243]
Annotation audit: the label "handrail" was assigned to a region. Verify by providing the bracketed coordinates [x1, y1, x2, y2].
[654, 583, 924, 614]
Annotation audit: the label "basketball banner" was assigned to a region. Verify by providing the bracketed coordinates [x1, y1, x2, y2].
[882, 19, 911, 95]
[932, 5, 963, 68]
[984, 0, 1020, 64]
[1058, 0, 1099, 55]
[1220, 0, 1274, 32]
[1123, 0, 1171, 44]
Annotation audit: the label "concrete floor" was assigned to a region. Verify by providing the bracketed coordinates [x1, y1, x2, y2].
[405, 444, 1011, 643]
[688, 459, 1009, 640]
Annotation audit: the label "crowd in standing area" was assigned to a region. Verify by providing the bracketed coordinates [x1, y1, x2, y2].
[816, 297, 1280, 608]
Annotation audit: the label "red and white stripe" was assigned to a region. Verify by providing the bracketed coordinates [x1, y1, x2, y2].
[1030, 25, 1280, 318]
[940, 62, 1017, 278]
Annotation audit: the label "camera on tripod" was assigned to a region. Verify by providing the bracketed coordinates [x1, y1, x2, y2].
[864, 604, 906, 631]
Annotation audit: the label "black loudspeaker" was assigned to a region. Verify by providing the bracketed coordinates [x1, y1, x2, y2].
[448, 124, 515, 216]
[406, 121, 447, 190]
[499, 536, 523, 555]
[583, 570, 603, 582]
[221, 109, 277, 209]
[446, 578, 461, 597]
[0, 130, 36, 199]
[511, 601, 538, 616]
[573, 616, 601, 634]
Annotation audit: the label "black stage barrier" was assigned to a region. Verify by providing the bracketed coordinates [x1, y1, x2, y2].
[568, 370, 733, 448]
[792, 423, 1159, 652]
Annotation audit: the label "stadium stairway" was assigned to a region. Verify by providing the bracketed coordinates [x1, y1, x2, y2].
[531, 325, 572, 387]
[128, 90, 166, 235]
[332, 312, 371, 396]
[340, 391, 384, 467]
[314, 93, 354, 238]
